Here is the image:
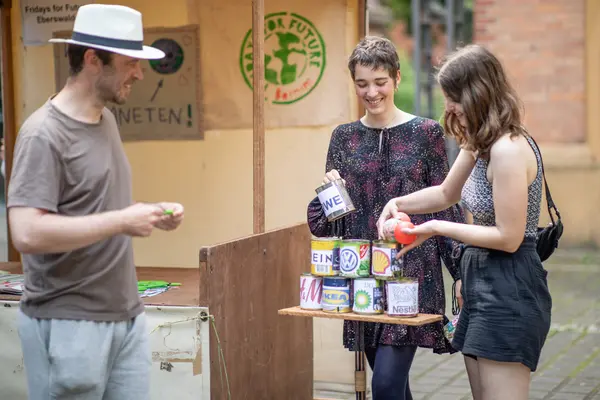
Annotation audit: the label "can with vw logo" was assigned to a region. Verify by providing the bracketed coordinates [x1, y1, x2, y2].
[339, 239, 370, 278]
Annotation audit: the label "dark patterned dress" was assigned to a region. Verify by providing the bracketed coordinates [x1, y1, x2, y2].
[307, 117, 465, 354]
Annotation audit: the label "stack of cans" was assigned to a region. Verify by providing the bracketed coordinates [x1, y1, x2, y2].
[300, 237, 419, 317]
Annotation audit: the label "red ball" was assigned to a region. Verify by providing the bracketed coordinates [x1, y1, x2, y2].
[396, 212, 411, 222]
[394, 221, 417, 245]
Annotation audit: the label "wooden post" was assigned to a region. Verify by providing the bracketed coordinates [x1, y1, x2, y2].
[355, 2, 367, 398]
[252, 0, 265, 234]
[1, 0, 20, 262]
[356, 0, 367, 118]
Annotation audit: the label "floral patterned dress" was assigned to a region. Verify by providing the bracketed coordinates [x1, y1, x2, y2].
[307, 117, 464, 354]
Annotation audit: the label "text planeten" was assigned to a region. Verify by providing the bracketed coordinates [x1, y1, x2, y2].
[110, 106, 189, 126]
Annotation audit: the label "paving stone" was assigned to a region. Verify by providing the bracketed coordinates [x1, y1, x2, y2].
[411, 379, 443, 393]
[427, 394, 467, 400]
[558, 383, 597, 395]
[528, 391, 550, 399]
[530, 376, 565, 392]
[447, 377, 472, 388]
[434, 384, 471, 396]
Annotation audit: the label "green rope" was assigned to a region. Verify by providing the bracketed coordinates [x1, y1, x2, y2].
[210, 315, 232, 400]
[149, 313, 232, 399]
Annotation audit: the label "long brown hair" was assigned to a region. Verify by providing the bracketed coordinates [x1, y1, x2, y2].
[437, 44, 527, 157]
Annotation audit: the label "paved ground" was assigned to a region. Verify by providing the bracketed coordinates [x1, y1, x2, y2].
[314, 249, 600, 400]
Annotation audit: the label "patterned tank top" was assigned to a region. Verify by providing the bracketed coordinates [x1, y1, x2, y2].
[461, 135, 543, 238]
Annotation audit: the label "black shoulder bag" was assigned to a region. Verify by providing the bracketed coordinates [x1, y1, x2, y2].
[528, 135, 564, 261]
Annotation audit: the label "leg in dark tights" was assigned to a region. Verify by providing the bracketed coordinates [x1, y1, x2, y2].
[365, 345, 418, 400]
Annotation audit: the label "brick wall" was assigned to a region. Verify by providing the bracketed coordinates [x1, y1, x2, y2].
[474, 0, 585, 143]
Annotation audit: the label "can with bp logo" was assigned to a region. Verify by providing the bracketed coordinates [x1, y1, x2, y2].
[353, 278, 384, 314]
[339, 239, 370, 278]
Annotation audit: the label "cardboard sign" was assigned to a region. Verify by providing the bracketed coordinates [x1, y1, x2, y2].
[21, 0, 93, 46]
[53, 25, 203, 141]
[200, 0, 350, 129]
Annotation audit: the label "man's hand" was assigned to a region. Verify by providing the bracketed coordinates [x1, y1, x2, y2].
[154, 202, 184, 231]
[119, 203, 165, 237]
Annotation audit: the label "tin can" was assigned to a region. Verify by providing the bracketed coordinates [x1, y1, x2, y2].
[310, 237, 340, 276]
[352, 278, 384, 314]
[315, 179, 356, 222]
[339, 239, 370, 278]
[386, 278, 419, 317]
[382, 218, 400, 241]
[371, 240, 397, 279]
[300, 273, 323, 310]
[321, 276, 351, 313]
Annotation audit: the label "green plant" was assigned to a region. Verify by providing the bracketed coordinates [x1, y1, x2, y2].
[394, 49, 446, 119]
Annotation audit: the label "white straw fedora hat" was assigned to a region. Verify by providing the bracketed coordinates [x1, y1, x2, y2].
[49, 4, 165, 60]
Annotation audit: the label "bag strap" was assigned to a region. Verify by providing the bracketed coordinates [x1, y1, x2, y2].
[526, 134, 561, 224]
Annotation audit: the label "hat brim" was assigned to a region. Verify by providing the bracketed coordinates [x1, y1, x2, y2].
[48, 38, 165, 60]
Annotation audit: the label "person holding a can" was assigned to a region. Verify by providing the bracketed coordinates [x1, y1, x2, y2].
[377, 44, 552, 400]
[307, 36, 465, 400]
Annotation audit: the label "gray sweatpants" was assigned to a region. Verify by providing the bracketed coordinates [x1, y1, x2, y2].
[17, 310, 151, 400]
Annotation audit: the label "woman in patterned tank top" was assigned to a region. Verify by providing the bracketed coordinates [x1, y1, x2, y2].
[377, 44, 552, 400]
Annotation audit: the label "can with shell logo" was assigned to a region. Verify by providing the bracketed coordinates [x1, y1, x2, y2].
[371, 240, 398, 279]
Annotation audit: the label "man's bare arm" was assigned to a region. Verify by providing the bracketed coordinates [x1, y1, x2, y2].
[9, 207, 126, 254]
[8, 203, 164, 254]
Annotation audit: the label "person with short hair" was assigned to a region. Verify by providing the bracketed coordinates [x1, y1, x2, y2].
[307, 36, 464, 400]
[378, 44, 552, 400]
[8, 5, 183, 399]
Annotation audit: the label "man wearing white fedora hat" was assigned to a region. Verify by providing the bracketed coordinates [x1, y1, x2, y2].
[7, 4, 184, 399]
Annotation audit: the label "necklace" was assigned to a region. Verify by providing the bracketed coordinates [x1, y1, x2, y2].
[364, 109, 402, 130]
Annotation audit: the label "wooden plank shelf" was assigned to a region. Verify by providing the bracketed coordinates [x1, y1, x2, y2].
[278, 306, 442, 326]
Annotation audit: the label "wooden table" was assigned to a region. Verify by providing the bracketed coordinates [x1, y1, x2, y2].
[0, 263, 201, 306]
[278, 306, 443, 400]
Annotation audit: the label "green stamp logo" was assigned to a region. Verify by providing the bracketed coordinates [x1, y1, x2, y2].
[240, 12, 326, 105]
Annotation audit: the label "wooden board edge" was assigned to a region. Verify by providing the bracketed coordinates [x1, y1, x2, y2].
[278, 306, 442, 326]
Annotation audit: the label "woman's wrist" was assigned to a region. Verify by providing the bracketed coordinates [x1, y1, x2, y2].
[431, 219, 449, 236]
[394, 196, 404, 210]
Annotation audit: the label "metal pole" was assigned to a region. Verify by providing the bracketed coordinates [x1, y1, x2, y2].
[444, 0, 461, 168]
[423, 0, 434, 119]
[447, 0, 455, 52]
[412, 0, 421, 116]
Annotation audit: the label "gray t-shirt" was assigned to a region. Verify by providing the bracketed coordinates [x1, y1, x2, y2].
[7, 99, 143, 321]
